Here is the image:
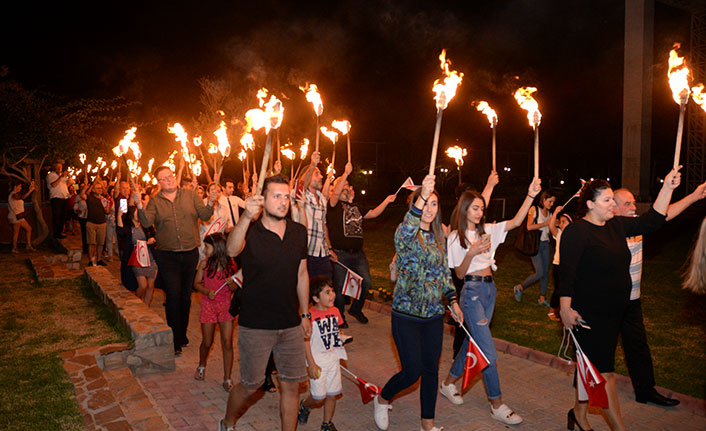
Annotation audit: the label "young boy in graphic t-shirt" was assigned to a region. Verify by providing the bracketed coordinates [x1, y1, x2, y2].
[298, 276, 347, 431]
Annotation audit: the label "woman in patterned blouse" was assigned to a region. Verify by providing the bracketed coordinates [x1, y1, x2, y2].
[373, 175, 462, 431]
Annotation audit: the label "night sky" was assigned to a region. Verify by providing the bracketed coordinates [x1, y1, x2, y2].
[0, 1, 693, 194]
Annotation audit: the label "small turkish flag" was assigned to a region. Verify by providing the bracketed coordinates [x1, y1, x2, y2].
[461, 335, 490, 390]
[356, 376, 380, 404]
[573, 335, 609, 408]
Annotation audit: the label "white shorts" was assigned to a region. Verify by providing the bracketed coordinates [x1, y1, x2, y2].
[309, 360, 342, 400]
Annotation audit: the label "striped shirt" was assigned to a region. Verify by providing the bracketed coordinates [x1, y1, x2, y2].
[626, 236, 643, 300]
[305, 189, 329, 257]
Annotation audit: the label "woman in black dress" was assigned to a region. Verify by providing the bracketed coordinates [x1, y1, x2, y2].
[558, 169, 680, 431]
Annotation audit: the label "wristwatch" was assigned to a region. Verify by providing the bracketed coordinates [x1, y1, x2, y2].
[301, 313, 311, 319]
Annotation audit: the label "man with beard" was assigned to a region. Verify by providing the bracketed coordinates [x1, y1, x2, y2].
[135, 166, 217, 355]
[221, 175, 311, 431]
[612, 182, 705, 406]
[327, 162, 396, 324]
[302, 152, 334, 280]
[46, 159, 73, 239]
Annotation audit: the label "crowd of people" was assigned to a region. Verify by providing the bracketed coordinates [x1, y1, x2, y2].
[5, 154, 706, 431]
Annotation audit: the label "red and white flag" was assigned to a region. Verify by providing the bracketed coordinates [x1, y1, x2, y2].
[570, 331, 609, 408]
[128, 240, 150, 267]
[395, 177, 419, 195]
[461, 334, 490, 390]
[340, 264, 363, 300]
[204, 216, 226, 237]
[340, 366, 381, 405]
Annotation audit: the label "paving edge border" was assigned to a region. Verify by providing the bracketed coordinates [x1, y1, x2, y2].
[362, 299, 706, 418]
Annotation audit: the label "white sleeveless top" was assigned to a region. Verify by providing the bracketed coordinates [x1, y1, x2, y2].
[8, 192, 24, 216]
[536, 207, 551, 241]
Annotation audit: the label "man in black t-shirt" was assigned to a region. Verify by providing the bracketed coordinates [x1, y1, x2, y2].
[222, 175, 311, 431]
[81, 180, 110, 266]
[328, 163, 396, 325]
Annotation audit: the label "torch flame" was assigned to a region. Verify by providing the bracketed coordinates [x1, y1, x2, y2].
[513, 87, 542, 128]
[142, 173, 151, 183]
[193, 136, 202, 147]
[691, 83, 706, 113]
[432, 49, 464, 111]
[281, 147, 295, 160]
[299, 83, 324, 117]
[257, 88, 269, 107]
[668, 43, 691, 105]
[300, 138, 310, 159]
[475, 101, 498, 127]
[208, 143, 218, 154]
[320, 126, 339, 143]
[445, 145, 467, 166]
[112, 127, 138, 158]
[331, 120, 351, 135]
[79, 153, 86, 164]
[214, 121, 231, 157]
[110, 160, 117, 170]
[264, 96, 284, 132]
[192, 160, 202, 177]
[147, 158, 154, 173]
[237, 149, 247, 161]
[240, 133, 254, 151]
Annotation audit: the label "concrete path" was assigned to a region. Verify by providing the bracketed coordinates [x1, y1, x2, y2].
[102, 259, 703, 431]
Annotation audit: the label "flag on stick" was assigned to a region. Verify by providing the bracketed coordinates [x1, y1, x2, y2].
[568, 330, 609, 408]
[336, 261, 363, 300]
[395, 177, 420, 195]
[340, 366, 380, 404]
[447, 306, 490, 389]
[128, 240, 151, 267]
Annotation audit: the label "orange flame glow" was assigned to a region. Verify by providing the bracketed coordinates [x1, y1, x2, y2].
[320, 126, 339, 143]
[113, 127, 138, 158]
[257, 88, 268, 107]
[79, 153, 86, 164]
[207, 143, 218, 154]
[110, 160, 117, 170]
[445, 145, 467, 166]
[691, 83, 706, 113]
[300, 138, 310, 159]
[147, 158, 154, 173]
[300, 84, 324, 116]
[240, 133, 254, 151]
[668, 44, 691, 106]
[331, 120, 351, 135]
[513, 87, 542, 128]
[475, 101, 498, 127]
[281, 147, 295, 160]
[214, 121, 231, 157]
[432, 50, 464, 111]
[192, 160, 202, 177]
[193, 136, 202, 147]
[237, 149, 247, 161]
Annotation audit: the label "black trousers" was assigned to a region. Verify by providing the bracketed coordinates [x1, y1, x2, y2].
[620, 298, 656, 396]
[50, 198, 67, 237]
[153, 248, 199, 349]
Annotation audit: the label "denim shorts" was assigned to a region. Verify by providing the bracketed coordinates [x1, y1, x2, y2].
[238, 325, 307, 389]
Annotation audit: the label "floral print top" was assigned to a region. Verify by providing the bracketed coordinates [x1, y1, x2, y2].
[392, 206, 456, 319]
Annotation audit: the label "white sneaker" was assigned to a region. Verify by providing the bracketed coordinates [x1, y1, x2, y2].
[490, 403, 523, 425]
[439, 382, 464, 405]
[218, 419, 235, 431]
[373, 395, 392, 430]
[420, 427, 443, 431]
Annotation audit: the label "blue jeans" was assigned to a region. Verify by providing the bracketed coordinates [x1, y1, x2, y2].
[332, 249, 371, 316]
[449, 281, 501, 399]
[520, 240, 551, 296]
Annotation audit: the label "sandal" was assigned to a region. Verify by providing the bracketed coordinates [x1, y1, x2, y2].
[261, 374, 277, 392]
[222, 379, 233, 392]
[194, 366, 206, 381]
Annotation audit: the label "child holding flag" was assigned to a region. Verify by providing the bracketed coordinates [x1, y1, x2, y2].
[298, 276, 347, 431]
[193, 233, 237, 392]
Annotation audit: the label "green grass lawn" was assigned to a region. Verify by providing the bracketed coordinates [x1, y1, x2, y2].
[0, 250, 130, 431]
[363, 204, 706, 400]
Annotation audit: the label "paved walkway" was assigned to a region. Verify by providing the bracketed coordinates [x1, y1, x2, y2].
[102, 258, 704, 431]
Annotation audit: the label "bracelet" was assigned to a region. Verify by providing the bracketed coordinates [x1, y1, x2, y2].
[419, 195, 428, 203]
[301, 313, 311, 319]
[527, 194, 537, 199]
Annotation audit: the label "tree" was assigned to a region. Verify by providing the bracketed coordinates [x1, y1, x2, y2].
[0, 79, 133, 245]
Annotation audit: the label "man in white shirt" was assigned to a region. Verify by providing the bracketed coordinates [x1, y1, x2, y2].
[46, 159, 73, 239]
[219, 179, 245, 233]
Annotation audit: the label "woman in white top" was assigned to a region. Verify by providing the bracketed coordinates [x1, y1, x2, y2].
[8, 181, 36, 253]
[513, 189, 556, 306]
[438, 178, 540, 425]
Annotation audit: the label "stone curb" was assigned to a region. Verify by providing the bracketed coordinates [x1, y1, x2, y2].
[362, 299, 706, 418]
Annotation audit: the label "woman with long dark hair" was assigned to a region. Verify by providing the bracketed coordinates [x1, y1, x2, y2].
[373, 175, 462, 431]
[558, 170, 680, 431]
[513, 189, 556, 306]
[438, 178, 540, 425]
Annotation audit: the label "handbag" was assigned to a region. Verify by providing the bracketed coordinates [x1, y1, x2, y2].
[514, 206, 540, 256]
